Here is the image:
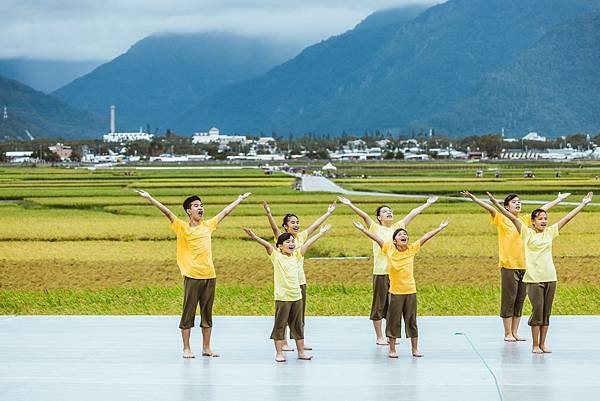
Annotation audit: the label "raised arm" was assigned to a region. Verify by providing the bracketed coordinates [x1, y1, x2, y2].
[418, 220, 449, 247]
[338, 196, 372, 227]
[134, 190, 176, 222]
[557, 192, 593, 230]
[461, 190, 497, 216]
[305, 201, 336, 236]
[262, 201, 281, 238]
[300, 224, 331, 256]
[242, 227, 274, 255]
[541, 192, 571, 211]
[352, 221, 384, 248]
[402, 195, 438, 225]
[486, 192, 522, 233]
[215, 192, 252, 223]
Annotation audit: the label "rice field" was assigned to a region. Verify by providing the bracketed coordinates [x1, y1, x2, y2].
[1, 163, 599, 315]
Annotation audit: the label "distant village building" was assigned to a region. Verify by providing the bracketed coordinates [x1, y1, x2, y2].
[48, 143, 72, 160]
[5, 151, 34, 163]
[192, 127, 247, 145]
[103, 105, 153, 143]
[522, 132, 546, 142]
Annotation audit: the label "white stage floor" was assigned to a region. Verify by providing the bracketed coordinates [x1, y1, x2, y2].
[1, 316, 599, 401]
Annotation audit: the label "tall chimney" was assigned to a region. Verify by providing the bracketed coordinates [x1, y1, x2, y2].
[110, 105, 116, 133]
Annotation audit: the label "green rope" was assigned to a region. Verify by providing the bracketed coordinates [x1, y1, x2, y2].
[454, 332, 504, 401]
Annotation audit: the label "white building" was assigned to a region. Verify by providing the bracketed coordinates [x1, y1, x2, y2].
[5, 151, 34, 163]
[192, 127, 246, 145]
[522, 132, 547, 142]
[103, 105, 153, 142]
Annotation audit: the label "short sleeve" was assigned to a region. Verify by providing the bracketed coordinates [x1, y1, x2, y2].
[206, 216, 219, 232]
[381, 242, 392, 254]
[549, 224, 560, 239]
[521, 214, 532, 227]
[410, 241, 421, 254]
[519, 226, 530, 241]
[491, 212, 501, 226]
[293, 249, 303, 261]
[297, 230, 309, 243]
[393, 220, 406, 230]
[170, 218, 184, 234]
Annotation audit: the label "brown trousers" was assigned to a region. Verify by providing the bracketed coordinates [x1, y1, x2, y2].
[500, 268, 527, 318]
[271, 299, 304, 340]
[527, 281, 557, 326]
[179, 276, 216, 329]
[370, 274, 390, 321]
[385, 293, 418, 338]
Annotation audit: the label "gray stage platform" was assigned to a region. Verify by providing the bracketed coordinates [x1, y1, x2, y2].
[1, 316, 599, 401]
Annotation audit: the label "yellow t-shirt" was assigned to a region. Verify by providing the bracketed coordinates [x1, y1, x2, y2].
[369, 220, 406, 275]
[491, 213, 532, 269]
[269, 250, 303, 301]
[274, 230, 309, 285]
[382, 241, 421, 294]
[521, 224, 559, 283]
[170, 217, 218, 279]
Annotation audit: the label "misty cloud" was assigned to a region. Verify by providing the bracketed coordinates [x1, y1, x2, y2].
[0, 0, 440, 61]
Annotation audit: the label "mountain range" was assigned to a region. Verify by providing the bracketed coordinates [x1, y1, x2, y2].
[2, 0, 600, 140]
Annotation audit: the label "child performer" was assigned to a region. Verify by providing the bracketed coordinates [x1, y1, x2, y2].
[338, 196, 438, 345]
[242, 224, 332, 362]
[262, 200, 336, 350]
[353, 220, 449, 358]
[135, 190, 251, 358]
[487, 191, 593, 353]
[461, 191, 571, 341]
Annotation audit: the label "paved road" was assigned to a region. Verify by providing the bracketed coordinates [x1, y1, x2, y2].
[297, 174, 596, 206]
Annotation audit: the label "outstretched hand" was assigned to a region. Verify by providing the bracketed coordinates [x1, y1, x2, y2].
[262, 200, 271, 214]
[134, 189, 151, 199]
[319, 224, 332, 234]
[327, 201, 337, 213]
[352, 221, 365, 231]
[241, 227, 256, 238]
[486, 192, 499, 204]
[427, 195, 439, 204]
[439, 220, 450, 229]
[582, 192, 594, 205]
[337, 196, 352, 206]
[558, 192, 572, 201]
[460, 190, 474, 199]
[239, 192, 252, 201]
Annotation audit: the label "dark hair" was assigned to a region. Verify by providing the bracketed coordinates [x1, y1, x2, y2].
[183, 195, 202, 215]
[375, 205, 391, 224]
[276, 233, 294, 246]
[282, 213, 299, 228]
[392, 228, 408, 240]
[503, 193, 520, 207]
[531, 208, 547, 220]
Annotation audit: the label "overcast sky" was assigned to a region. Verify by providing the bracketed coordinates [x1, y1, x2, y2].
[1, 0, 440, 61]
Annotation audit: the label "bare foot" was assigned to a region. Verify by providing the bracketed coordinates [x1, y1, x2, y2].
[182, 349, 195, 358]
[388, 351, 398, 359]
[202, 350, 220, 357]
[298, 354, 313, 360]
[282, 344, 294, 352]
[512, 334, 526, 341]
[376, 338, 388, 345]
[275, 354, 286, 362]
[504, 335, 517, 342]
[412, 350, 423, 357]
[540, 345, 552, 353]
[532, 346, 544, 354]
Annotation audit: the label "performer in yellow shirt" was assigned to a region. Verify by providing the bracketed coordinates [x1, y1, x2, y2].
[135, 190, 251, 359]
[338, 195, 438, 345]
[242, 224, 331, 362]
[461, 191, 570, 342]
[353, 219, 449, 358]
[487, 191, 593, 354]
[262, 200, 336, 351]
